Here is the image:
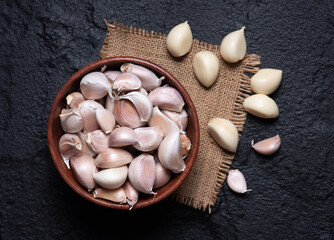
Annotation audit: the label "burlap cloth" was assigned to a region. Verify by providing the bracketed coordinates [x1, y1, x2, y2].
[100, 21, 260, 213]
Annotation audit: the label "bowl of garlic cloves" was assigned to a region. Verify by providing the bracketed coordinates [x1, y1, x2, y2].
[47, 56, 199, 210]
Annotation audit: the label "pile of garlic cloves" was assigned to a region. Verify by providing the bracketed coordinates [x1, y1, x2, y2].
[59, 63, 191, 209]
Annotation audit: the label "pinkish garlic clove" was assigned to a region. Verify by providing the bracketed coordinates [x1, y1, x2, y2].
[252, 134, 281, 155]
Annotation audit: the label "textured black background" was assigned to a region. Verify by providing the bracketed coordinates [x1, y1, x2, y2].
[1, 0, 334, 239]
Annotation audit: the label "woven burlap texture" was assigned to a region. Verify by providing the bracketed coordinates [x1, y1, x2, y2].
[100, 21, 260, 212]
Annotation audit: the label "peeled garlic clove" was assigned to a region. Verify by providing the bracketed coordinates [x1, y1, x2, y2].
[113, 99, 145, 129]
[153, 154, 172, 188]
[252, 134, 281, 155]
[250, 69, 283, 95]
[162, 109, 188, 131]
[166, 21, 193, 57]
[123, 181, 139, 210]
[121, 63, 164, 91]
[158, 131, 185, 173]
[95, 148, 133, 168]
[208, 118, 239, 153]
[66, 92, 85, 109]
[243, 94, 279, 119]
[70, 155, 97, 192]
[104, 70, 121, 82]
[108, 127, 139, 147]
[180, 134, 191, 157]
[78, 100, 104, 132]
[77, 132, 96, 158]
[94, 166, 128, 189]
[105, 94, 115, 112]
[220, 26, 247, 63]
[80, 72, 111, 99]
[59, 133, 82, 169]
[93, 187, 127, 204]
[85, 130, 109, 154]
[133, 127, 163, 152]
[59, 109, 83, 133]
[148, 107, 180, 136]
[128, 154, 156, 195]
[112, 73, 141, 92]
[96, 109, 115, 134]
[118, 91, 152, 122]
[227, 169, 251, 194]
[193, 51, 220, 88]
[148, 86, 185, 113]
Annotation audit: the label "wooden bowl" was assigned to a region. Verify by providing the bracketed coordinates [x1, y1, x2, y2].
[47, 57, 199, 210]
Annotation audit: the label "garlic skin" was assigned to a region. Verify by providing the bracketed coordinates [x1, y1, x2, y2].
[133, 127, 163, 152]
[96, 109, 115, 134]
[70, 155, 97, 192]
[148, 86, 185, 112]
[123, 181, 139, 210]
[180, 134, 191, 157]
[113, 99, 145, 129]
[105, 94, 115, 112]
[59, 133, 82, 169]
[252, 134, 281, 155]
[250, 69, 283, 95]
[85, 130, 109, 154]
[78, 100, 104, 132]
[94, 166, 128, 189]
[80, 72, 111, 100]
[104, 70, 121, 82]
[220, 26, 247, 63]
[93, 187, 127, 204]
[166, 21, 193, 57]
[153, 154, 172, 188]
[108, 127, 139, 147]
[66, 92, 85, 109]
[162, 109, 188, 131]
[59, 109, 83, 133]
[208, 118, 239, 153]
[243, 94, 279, 119]
[77, 132, 97, 158]
[95, 148, 133, 168]
[193, 51, 220, 88]
[112, 73, 141, 92]
[227, 169, 251, 194]
[148, 107, 180, 136]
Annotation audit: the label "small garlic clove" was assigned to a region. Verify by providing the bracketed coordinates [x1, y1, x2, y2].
[121, 63, 164, 91]
[250, 69, 283, 95]
[148, 107, 180, 136]
[227, 169, 251, 194]
[80, 72, 111, 100]
[94, 166, 128, 189]
[133, 127, 163, 152]
[108, 127, 139, 147]
[153, 153, 172, 188]
[113, 99, 145, 129]
[85, 130, 109, 154]
[193, 51, 220, 88]
[166, 21, 193, 57]
[104, 70, 121, 82]
[112, 73, 141, 92]
[148, 86, 185, 112]
[66, 92, 85, 109]
[220, 26, 247, 63]
[95, 148, 133, 168]
[208, 118, 239, 153]
[243, 94, 279, 119]
[162, 109, 188, 131]
[252, 134, 281, 155]
[59, 133, 82, 169]
[158, 131, 185, 173]
[96, 109, 115, 134]
[128, 154, 156, 195]
[137, 87, 148, 96]
[123, 181, 139, 210]
[180, 134, 191, 157]
[77, 132, 97, 158]
[70, 155, 97, 192]
[78, 100, 104, 132]
[59, 108, 84, 133]
[105, 94, 115, 112]
[93, 187, 127, 204]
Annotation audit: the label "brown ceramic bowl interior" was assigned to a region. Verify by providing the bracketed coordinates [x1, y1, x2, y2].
[47, 57, 199, 210]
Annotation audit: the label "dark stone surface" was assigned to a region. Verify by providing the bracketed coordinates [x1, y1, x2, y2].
[1, 0, 333, 239]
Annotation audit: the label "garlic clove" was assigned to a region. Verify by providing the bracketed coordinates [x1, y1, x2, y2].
[133, 127, 163, 152]
[153, 153, 172, 188]
[93, 187, 127, 204]
[158, 131, 185, 173]
[96, 109, 116, 134]
[137, 87, 148, 96]
[66, 92, 85, 109]
[162, 109, 188, 131]
[148, 86, 185, 113]
[105, 94, 115, 112]
[227, 169, 251, 194]
[59, 108, 84, 133]
[123, 180, 139, 210]
[243, 94, 279, 119]
[104, 70, 121, 82]
[193, 51, 220, 88]
[85, 130, 109, 154]
[121, 63, 164, 91]
[94, 166, 128, 189]
[112, 73, 141, 92]
[252, 134, 281, 155]
[220, 26, 247, 63]
[180, 134, 191, 157]
[59, 133, 82, 169]
[250, 69, 283, 95]
[80, 72, 111, 100]
[70, 155, 97, 192]
[208, 118, 239, 153]
[77, 132, 97, 158]
[95, 148, 133, 169]
[148, 107, 180, 136]
[113, 99, 145, 129]
[128, 154, 156, 195]
[108, 127, 139, 147]
[78, 100, 104, 132]
[166, 21, 193, 57]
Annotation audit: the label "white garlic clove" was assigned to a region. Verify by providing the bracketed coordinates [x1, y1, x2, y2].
[227, 169, 251, 194]
[133, 127, 163, 152]
[193, 51, 220, 88]
[85, 130, 109, 154]
[96, 109, 116, 134]
[70, 155, 97, 192]
[94, 166, 128, 189]
[66, 92, 85, 109]
[243, 94, 279, 119]
[59, 133, 82, 169]
[77, 132, 97, 158]
[121, 63, 164, 91]
[180, 134, 191, 157]
[158, 131, 185, 173]
[128, 154, 156, 195]
[80, 72, 111, 100]
[112, 73, 141, 92]
[153, 154, 172, 188]
[78, 100, 104, 132]
[166, 21, 193, 57]
[148, 107, 180, 136]
[137, 87, 148, 96]
[252, 134, 281, 155]
[93, 187, 127, 204]
[148, 86, 185, 113]
[105, 94, 115, 112]
[123, 181, 139, 210]
[113, 99, 145, 129]
[162, 109, 188, 131]
[208, 118, 239, 153]
[104, 70, 121, 82]
[95, 148, 133, 168]
[108, 127, 139, 147]
[220, 26, 247, 63]
[59, 108, 84, 133]
[250, 69, 283, 95]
